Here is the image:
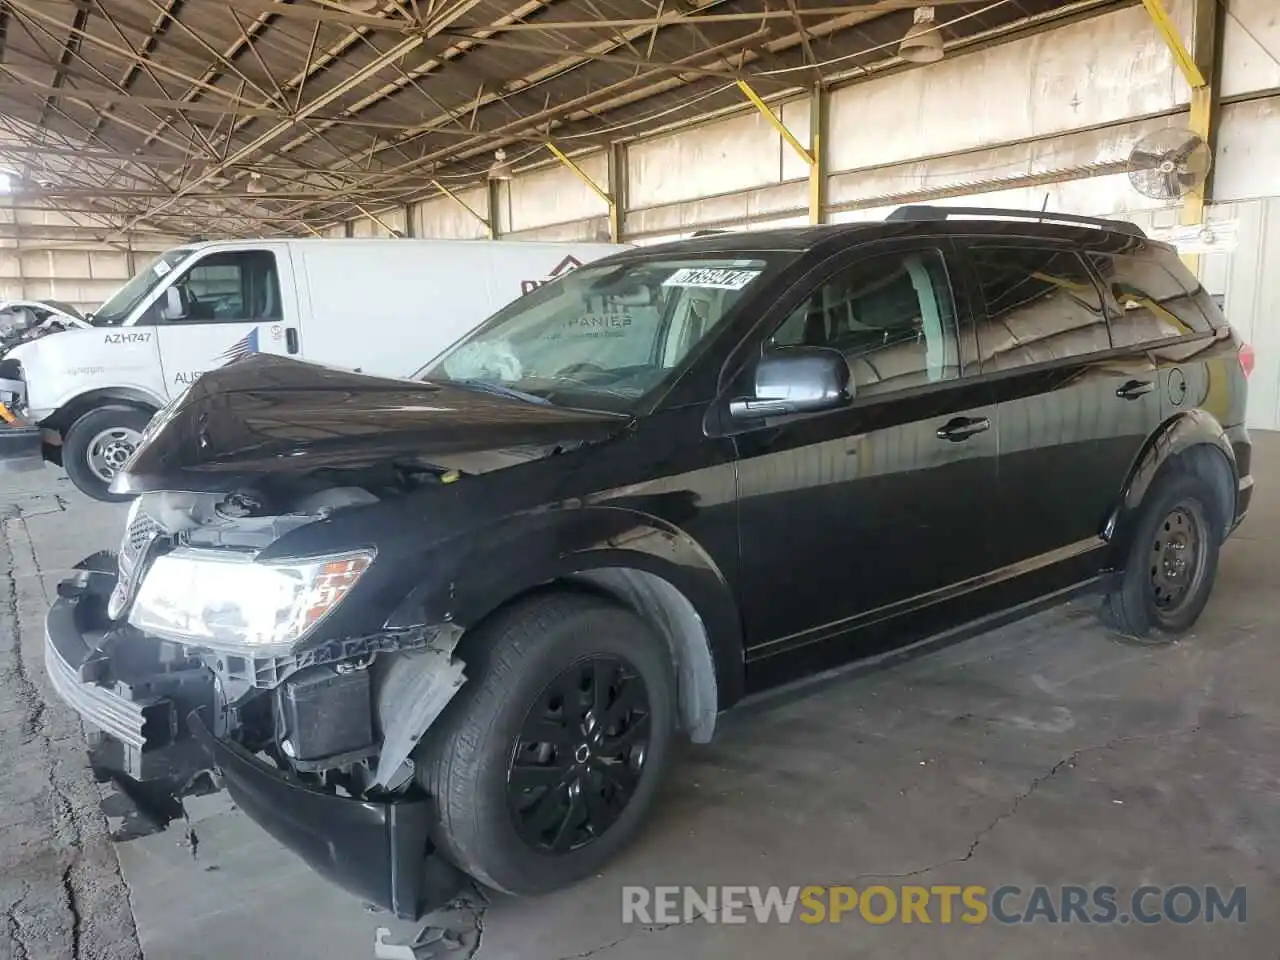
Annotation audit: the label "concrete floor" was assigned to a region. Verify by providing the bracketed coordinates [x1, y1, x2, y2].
[2, 435, 1279, 959]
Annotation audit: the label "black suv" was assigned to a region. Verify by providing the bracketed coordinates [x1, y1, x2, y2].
[44, 207, 1253, 917]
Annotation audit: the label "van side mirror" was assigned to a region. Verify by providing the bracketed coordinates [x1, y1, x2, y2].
[729, 346, 851, 419]
[159, 286, 186, 321]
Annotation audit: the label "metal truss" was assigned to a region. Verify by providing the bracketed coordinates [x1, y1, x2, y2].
[0, 0, 1078, 240]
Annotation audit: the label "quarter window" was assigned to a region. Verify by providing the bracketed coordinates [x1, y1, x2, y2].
[769, 248, 960, 397]
[969, 246, 1110, 370]
[1088, 249, 1214, 346]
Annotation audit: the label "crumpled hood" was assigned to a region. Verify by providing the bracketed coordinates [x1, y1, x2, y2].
[113, 354, 629, 495]
[0, 303, 88, 356]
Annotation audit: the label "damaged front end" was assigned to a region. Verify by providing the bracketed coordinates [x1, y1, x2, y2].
[45, 486, 469, 919]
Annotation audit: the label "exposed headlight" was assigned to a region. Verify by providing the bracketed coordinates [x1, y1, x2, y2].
[127, 547, 374, 654]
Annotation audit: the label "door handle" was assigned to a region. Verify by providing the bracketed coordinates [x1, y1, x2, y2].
[935, 416, 991, 442]
[285, 327, 299, 355]
[1116, 379, 1154, 400]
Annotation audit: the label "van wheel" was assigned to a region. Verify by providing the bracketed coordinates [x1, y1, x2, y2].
[1102, 470, 1222, 640]
[416, 593, 675, 896]
[62, 406, 152, 502]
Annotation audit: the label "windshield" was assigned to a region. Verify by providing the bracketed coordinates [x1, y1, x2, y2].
[416, 256, 777, 410]
[93, 248, 194, 326]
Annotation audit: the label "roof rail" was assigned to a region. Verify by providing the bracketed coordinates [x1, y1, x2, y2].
[885, 205, 1146, 238]
[691, 228, 731, 237]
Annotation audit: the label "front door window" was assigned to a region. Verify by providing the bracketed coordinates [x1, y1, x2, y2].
[156, 251, 282, 325]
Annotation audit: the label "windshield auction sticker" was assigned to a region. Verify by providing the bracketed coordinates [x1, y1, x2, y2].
[663, 267, 760, 290]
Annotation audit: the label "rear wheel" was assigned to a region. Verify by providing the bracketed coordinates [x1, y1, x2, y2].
[1102, 470, 1222, 639]
[62, 405, 152, 502]
[416, 593, 675, 896]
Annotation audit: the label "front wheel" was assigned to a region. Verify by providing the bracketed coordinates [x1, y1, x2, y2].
[416, 593, 676, 896]
[62, 405, 152, 502]
[1102, 470, 1223, 639]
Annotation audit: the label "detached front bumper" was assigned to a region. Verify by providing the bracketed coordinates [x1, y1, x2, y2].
[188, 714, 432, 919]
[0, 360, 41, 472]
[0, 423, 44, 473]
[44, 558, 443, 920]
[45, 564, 214, 783]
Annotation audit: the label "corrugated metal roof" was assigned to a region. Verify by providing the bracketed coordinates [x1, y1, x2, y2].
[0, 0, 1100, 238]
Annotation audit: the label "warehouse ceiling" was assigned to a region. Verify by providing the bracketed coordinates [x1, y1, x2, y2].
[0, 0, 1107, 239]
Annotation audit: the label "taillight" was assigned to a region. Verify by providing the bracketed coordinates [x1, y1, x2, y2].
[1239, 341, 1256, 378]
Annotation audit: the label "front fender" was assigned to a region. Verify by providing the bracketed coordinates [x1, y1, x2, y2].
[388, 505, 746, 711]
[11, 329, 164, 421]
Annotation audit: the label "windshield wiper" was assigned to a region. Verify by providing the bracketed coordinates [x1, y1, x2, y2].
[445, 378, 550, 405]
[539, 375, 635, 400]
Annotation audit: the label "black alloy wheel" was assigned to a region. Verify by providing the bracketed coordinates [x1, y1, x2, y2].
[415, 593, 675, 896]
[1148, 500, 1209, 615]
[507, 656, 651, 854]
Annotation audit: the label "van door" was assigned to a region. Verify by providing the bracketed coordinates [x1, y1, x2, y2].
[142, 246, 300, 397]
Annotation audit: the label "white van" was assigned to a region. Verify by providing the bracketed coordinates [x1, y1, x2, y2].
[0, 237, 627, 500]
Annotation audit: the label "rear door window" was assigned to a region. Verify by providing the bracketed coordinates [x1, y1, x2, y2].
[967, 246, 1111, 370]
[1087, 248, 1214, 346]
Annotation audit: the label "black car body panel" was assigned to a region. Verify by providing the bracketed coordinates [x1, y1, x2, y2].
[41, 212, 1254, 917]
[188, 713, 433, 920]
[113, 353, 629, 495]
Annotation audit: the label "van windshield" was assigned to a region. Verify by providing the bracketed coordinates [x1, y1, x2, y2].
[93, 248, 194, 326]
[416, 256, 778, 411]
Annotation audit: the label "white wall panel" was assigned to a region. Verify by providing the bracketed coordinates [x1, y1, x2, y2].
[504, 152, 608, 234]
[415, 186, 490, 239]
[0, 217, 179, 314]
[778, 97, 813, 183]
[1221, 0, 1280, 97]
[830, 173, 1175, 225]
[382, 208, 408, 235]
[827, 1, 1190, 174]
[827, 115, 1185, 217]
[629, 102, 804, 209]
[89, 250, 131, 281]
[625, 180, 807, 238]
[1213, 97, 1280, 203]
[503, 215, 609, 242]
[1198, 198, 1280, 430]
[351, 211, 408, 238]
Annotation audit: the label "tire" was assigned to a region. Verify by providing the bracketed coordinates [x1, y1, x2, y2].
[62, 405, 152, 502]
[416, 592, 676, 896]
[1102, 469, 1223, 640]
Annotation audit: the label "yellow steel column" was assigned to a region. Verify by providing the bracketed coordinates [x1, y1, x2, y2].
[736, 79, 824, 224]
[809, 84, 827, 225]
[1142, 0, 1221, 273]
[607, 142, 627, 243]
[1141, 0, 1206, 87]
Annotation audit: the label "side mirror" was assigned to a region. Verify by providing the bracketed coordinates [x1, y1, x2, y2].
[729, 346, 851, 419]
[159, 286, 185, 321]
